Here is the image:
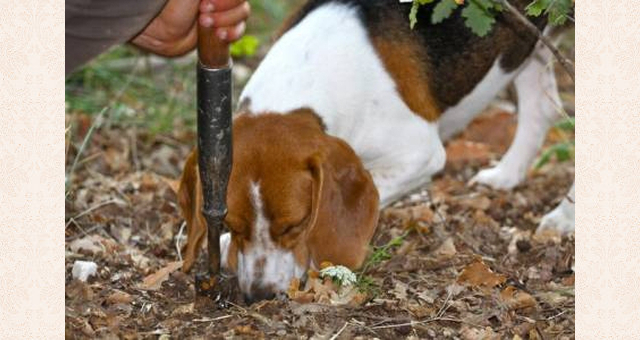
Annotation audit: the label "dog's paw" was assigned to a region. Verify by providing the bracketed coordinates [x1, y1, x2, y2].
[537, 204, 575, 234]
[469, 166, 524, 190]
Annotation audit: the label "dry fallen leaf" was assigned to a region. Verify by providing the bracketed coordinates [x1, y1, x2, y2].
[139, 261, 183, 290]
[445, 140, 492, 164]
[106, 290, 133, 305]
[500, 286, 537, 311]
[532, 229, 562, 244]
[457, 195, 492, 211]
[68, 235, 105, 255]
[392, 281, 409, 300]
[287, 277, 301, 298]
[287, 272, 367, 306]
[458, 260, 506, 290]
[159, 175, 181, 194]
[460, 326, 498, 340]
[432, 237, 457, 258]
[170, 303, 195, 316]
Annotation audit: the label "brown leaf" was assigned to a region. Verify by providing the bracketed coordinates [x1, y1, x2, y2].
[328, 285, 368, 307]
[392, 281, 409, 300]
[500, 286, 537, 310]
[170, 303, 195, 316]
[287, 277, 302, 299]
[457, 195, 492, 211]
[106, 290, 133, 305]
[66, 280, 94, 301]
[159, 175, 181, 194]
[139, 261, 183, 290]
[532, 229, 562, 244]
[445, 140, 492, 164]
[458, 260, 506, 290]
[562, 274, 575, 286]
[292, 292, 315, 304]
[384, 205, 434, 224]
[460, 326, 498, 340]
[68, 235, 105, 255]
[432, 237, 457, 258]
[462, 109, 516, 154]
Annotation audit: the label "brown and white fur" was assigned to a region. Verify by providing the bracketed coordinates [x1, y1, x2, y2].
[178, 0, 574, 302]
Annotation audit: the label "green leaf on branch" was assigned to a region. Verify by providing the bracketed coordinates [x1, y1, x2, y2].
[525, 0, 551, 17]
[431, 0, 460, 24]
[230, 35, 260, 58]
[410, 0, 436, 29]
[547, 0, 573, 25]
[462, 0, 497, 37]
[526, 0, 572, 25]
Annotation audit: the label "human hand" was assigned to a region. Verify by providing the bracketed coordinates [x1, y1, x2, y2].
[131, 0, 251, 57]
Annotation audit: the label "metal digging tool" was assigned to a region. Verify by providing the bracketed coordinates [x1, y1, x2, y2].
[194, 20, 237, 307]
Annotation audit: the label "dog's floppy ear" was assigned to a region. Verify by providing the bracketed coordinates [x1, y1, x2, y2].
[306, 137, 380, 269]
[177, 149, 207, 273]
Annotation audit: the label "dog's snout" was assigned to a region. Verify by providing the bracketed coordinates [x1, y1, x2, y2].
[244, 285, 276, 304]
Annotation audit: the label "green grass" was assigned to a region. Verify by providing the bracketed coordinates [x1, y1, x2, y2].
[356, 233, 409, 296]
[535, 117, 575, 170]
[65, 45, 198, 135]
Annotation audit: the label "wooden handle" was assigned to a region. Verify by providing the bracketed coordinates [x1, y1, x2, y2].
[198, 24, 230, 68]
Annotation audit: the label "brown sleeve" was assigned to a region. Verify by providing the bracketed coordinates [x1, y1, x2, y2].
[65, 0, 168, 75]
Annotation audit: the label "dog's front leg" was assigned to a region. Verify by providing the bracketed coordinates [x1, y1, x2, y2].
[471, 45, 564, 189]
[368, 136, 446, 207]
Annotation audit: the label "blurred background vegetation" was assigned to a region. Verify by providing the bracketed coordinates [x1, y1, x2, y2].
[65, 0, 305, 136]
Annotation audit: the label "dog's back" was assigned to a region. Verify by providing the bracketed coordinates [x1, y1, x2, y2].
[283, 0, 546, 115]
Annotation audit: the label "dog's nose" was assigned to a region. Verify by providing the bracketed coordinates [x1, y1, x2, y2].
[244, 286, 276, 304]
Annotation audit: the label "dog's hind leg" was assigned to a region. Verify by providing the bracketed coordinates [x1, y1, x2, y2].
[538, 182, 575, 233]
[470, 45, 564, 189]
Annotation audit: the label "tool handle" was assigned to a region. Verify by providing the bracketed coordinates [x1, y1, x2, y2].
[198, 23, 230, 68]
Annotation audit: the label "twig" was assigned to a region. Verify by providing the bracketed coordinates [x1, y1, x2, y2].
[66, 106, 108, 194]
[370, 316, 482, 330]
[497, 0, 575, 83]
[175, 221, 186, 262]
[436, 289, 453, 318]
[130, 127, 141, 172]
[65, 224, 105, 242]
[192, 315, 234, 323]
[329, 322, 349, 340]
[65, 199, 120, 228]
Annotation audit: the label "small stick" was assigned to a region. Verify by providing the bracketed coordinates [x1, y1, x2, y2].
[329, 322, 349, 340]
[497, 0, 575, 83]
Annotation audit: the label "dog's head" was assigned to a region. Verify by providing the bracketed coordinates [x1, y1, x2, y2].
[178, 109, 379, 302]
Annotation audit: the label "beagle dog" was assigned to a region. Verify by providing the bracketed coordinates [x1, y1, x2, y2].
[178, 0, 574, 301]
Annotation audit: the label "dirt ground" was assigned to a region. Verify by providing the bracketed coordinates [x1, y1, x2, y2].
[65, 97, 574, 339]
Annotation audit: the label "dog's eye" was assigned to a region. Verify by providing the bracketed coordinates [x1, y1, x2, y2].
[279, 223, 299, 236]
[277, 215, 309, 236]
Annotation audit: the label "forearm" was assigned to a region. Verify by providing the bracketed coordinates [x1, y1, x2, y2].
[65, 0, 168, 75]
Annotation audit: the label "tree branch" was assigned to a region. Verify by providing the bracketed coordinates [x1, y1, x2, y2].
[498, 0, 575, 83]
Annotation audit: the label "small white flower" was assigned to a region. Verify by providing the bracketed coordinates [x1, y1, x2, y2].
[319, 265, 357, 286]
